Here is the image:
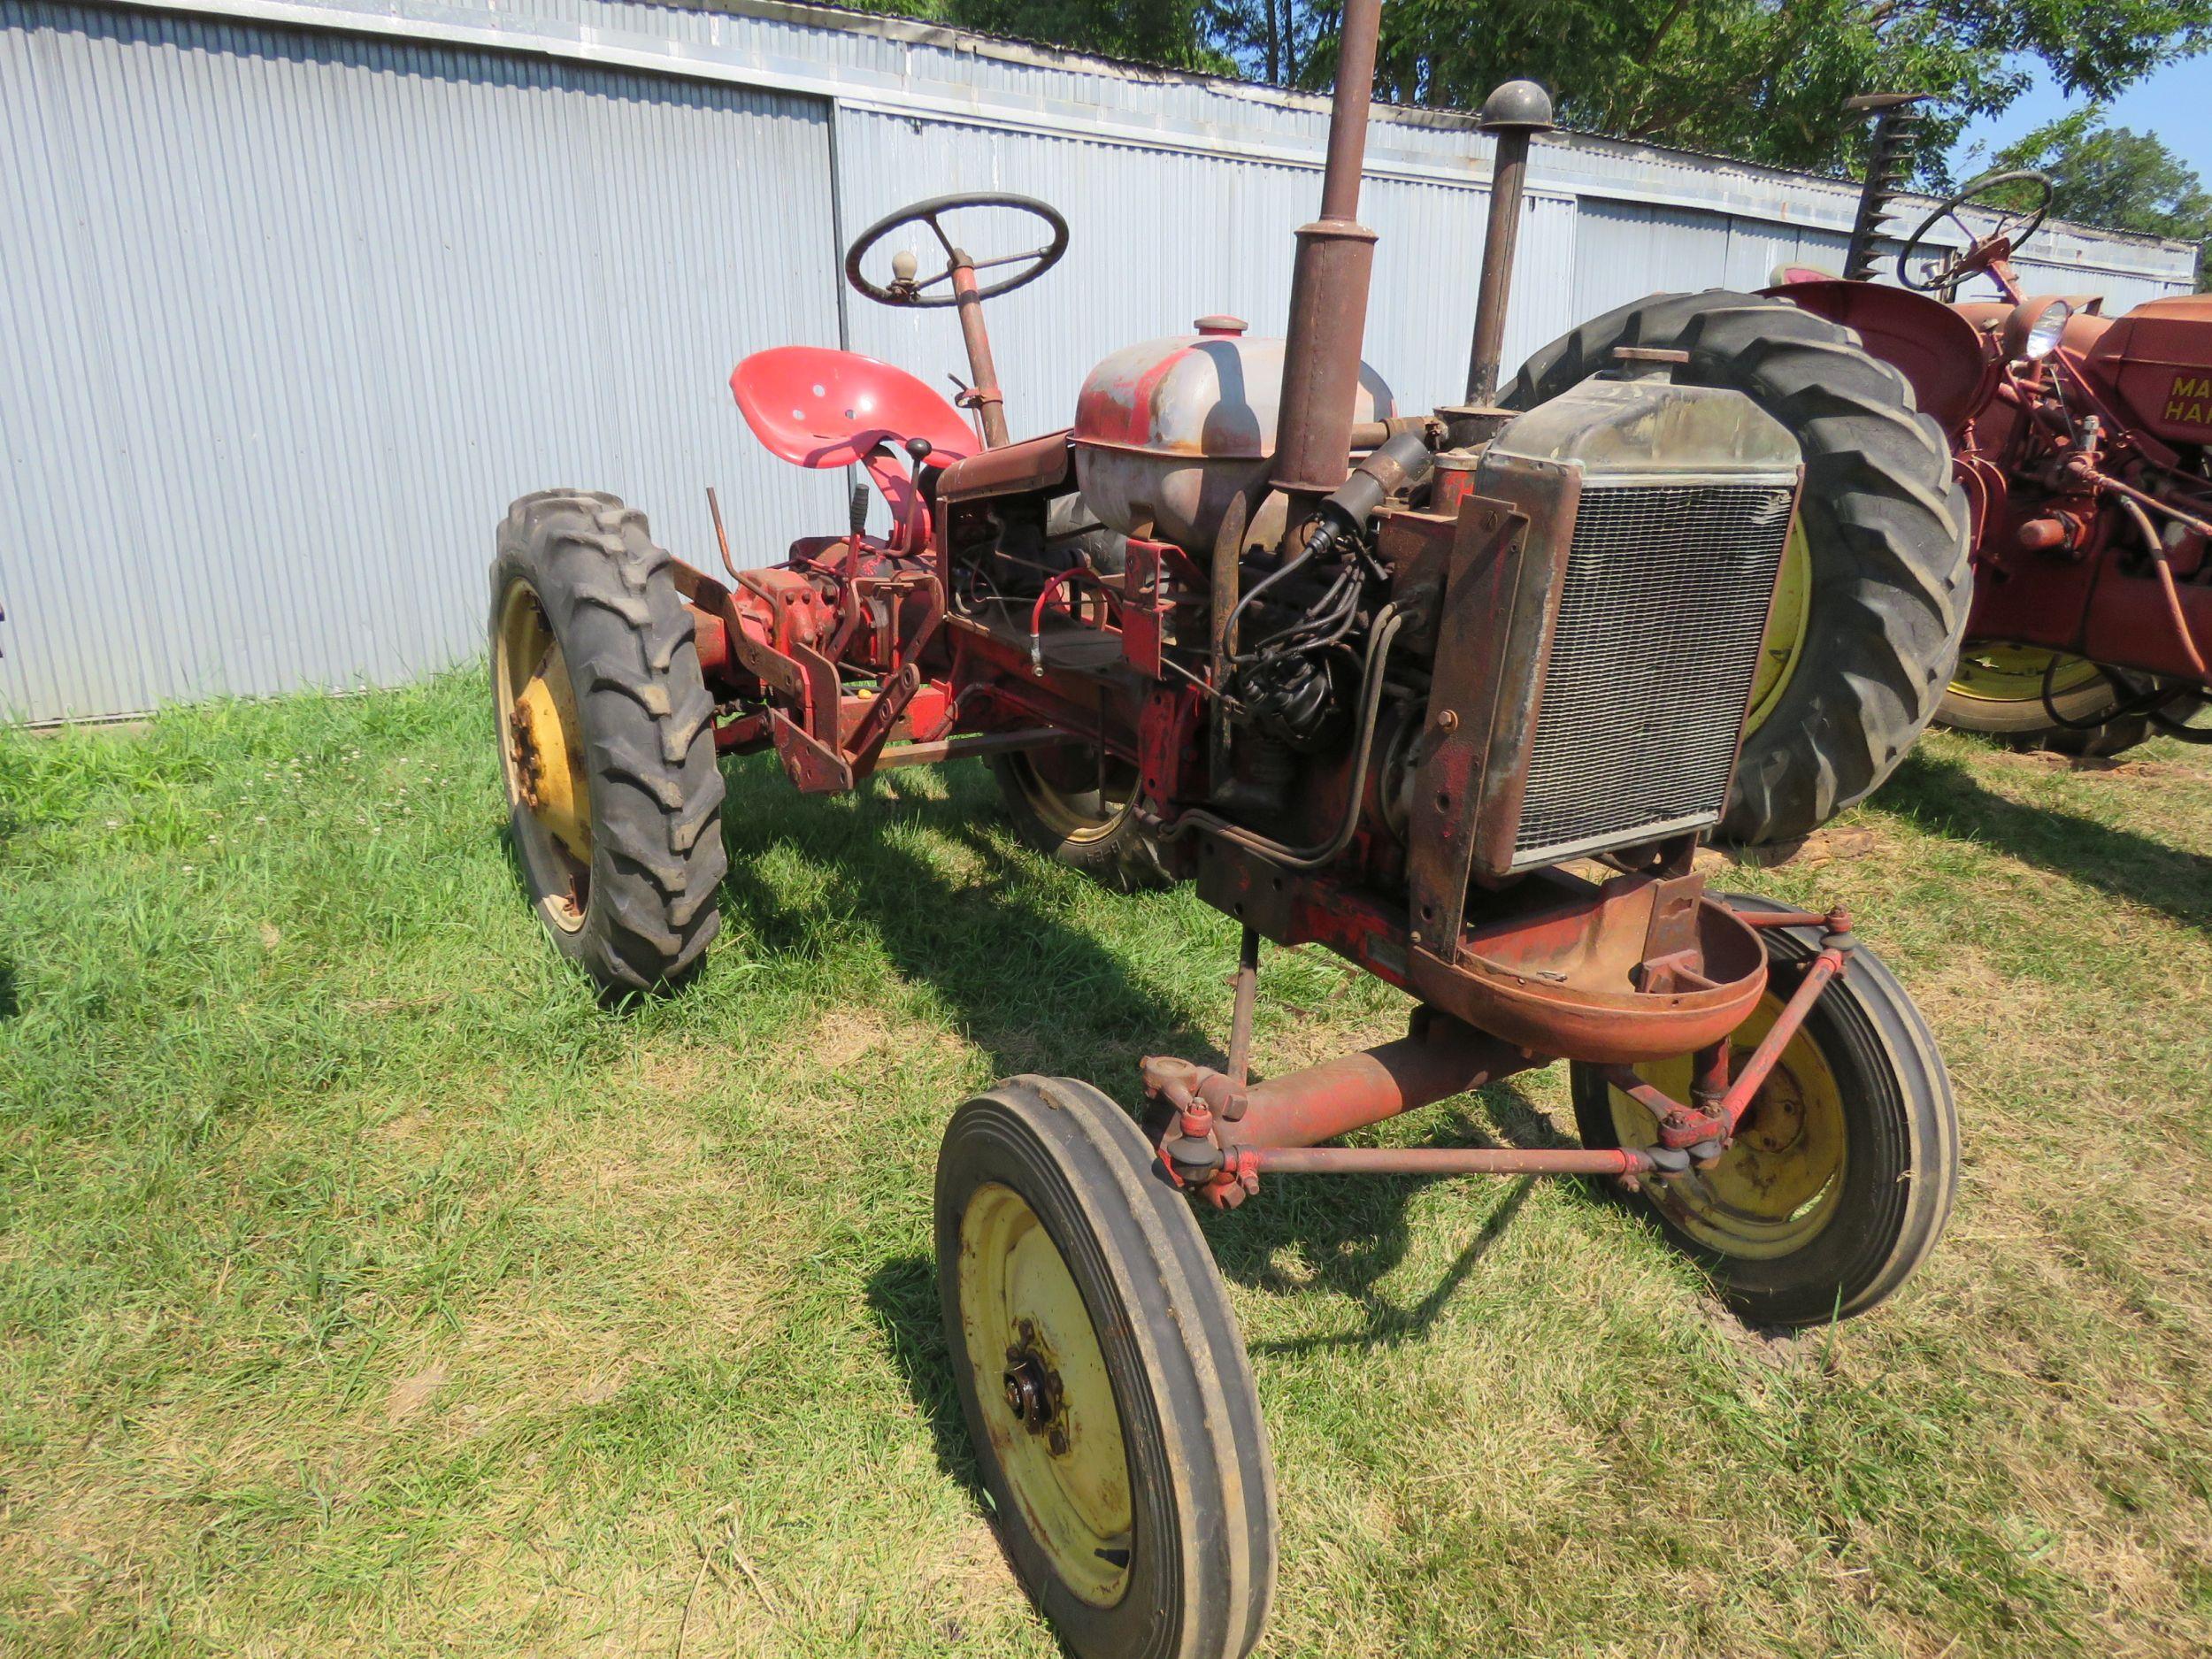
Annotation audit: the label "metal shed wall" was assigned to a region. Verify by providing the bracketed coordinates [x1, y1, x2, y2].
[0, 0, 843, 722]
[0, 0, 2198, 721]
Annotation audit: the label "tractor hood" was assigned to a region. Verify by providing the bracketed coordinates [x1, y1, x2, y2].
[2082, 293, 2212, 447]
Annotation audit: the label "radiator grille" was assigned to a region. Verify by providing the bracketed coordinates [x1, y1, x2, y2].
[1511, 480, 1796, 866]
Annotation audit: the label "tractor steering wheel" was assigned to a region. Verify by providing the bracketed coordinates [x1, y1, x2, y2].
[1897, 170, 2054, 293]
[843, 193, 1069, 309]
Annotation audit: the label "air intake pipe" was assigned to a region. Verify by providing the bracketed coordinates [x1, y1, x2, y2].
[1463, 80, 1555, 407]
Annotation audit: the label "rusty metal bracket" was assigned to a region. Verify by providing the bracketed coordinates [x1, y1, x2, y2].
[1606, 904, 1855, 1155]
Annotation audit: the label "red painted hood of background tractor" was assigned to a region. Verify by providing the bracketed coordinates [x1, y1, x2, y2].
[2079, 294, 2212, 448]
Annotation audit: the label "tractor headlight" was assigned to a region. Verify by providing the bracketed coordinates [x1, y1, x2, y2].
[2006, 297, 2074, 362]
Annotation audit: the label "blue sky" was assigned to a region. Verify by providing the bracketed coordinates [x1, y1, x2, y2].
[1954, 51, 2212, 180]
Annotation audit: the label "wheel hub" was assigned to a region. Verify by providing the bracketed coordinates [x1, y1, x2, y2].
[1002, 1325, 1071, 1455]
[956, 1180, 1134, 1607]
[505, 660, 591, 863]
[1609, 993, 1848, 1259]
[1738, 1073, 1808, 1156]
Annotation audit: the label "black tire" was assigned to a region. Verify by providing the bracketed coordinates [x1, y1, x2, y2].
[1570, 897, 1958, 1325]
[1510, 290, 1972, 846]
[490, 490, 726, 994]
[935, 1076, 1276, 1659]
[991, 749, 1171, 890]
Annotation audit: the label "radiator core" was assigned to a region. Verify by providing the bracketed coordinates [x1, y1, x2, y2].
[1507, 479, 1797, 869]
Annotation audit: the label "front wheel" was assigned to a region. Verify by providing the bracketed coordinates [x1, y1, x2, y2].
[1571, 897, 1958, 1325]
[935, 1077, 1276, 1659]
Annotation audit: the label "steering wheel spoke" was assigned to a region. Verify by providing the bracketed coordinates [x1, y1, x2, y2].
[844, 192, 1071, 311]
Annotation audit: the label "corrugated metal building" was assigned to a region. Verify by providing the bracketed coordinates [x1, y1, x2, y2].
[1, 0, 2199, 722]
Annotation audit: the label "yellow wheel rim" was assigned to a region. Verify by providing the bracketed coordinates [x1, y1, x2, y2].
[1743, 516, 1812, 737]
[957, 1182, 1133, 1608]
[1947, 645, 2104, 708]
[1606, 994, 1848, 1259]
[1006, 750, 1137, 848]
[494, 581, 593, 932]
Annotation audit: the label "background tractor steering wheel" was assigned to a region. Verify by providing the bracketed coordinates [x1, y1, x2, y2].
[844, 193, 1069, 309]
[1898, 170, 2054, 292]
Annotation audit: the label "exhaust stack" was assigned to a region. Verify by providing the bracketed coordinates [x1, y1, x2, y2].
[1463, 80, 1555, 406]
[1268, 0, 1385, 517]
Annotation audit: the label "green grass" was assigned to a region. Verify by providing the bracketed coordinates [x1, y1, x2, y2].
[3, 672, 2210, 1656]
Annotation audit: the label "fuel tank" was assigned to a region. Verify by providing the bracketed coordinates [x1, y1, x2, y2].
[1071, 317, 1394, 554]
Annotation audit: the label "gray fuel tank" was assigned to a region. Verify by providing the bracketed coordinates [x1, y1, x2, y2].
[1071, 318, 1394, 554]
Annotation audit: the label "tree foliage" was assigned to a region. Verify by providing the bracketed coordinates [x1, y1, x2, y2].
[859, 0, 2212, 184]
[1993, 109, 2212, 285]
[1361, 0, 2212, 179]
[849, 0, 1233, 71]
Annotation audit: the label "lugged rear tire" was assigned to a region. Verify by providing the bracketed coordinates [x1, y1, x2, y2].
[1510, 290, 1971, 846]
[490, 490, 726, 994]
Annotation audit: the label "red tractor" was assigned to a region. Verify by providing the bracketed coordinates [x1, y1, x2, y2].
[1763, 162, 2212, 754]
[488, 8, 1970, 1652]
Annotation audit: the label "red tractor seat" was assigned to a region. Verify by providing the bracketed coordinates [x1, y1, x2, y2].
[731, 345, 976, 469]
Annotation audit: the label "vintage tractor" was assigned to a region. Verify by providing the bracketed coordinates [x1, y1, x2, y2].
[1763, 111, 2212, 755]
[488, 6, 1967, 1652]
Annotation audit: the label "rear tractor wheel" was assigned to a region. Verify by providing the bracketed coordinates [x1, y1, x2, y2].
[491, 490, 726, 994]
[935, 1077, 1275, 1659]
[1939, 646, 2156, 757]
[1571, 897, 1958, 1326]
[992, 747, 1171, 890]
[1512, 290, 1972, 847]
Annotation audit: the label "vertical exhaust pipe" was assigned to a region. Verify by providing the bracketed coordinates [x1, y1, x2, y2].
[1269, 0, 1385, 522]
[1463, 81, 1554, 407]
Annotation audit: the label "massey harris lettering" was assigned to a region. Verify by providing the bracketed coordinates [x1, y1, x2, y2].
[2168, 373, 2212, 427]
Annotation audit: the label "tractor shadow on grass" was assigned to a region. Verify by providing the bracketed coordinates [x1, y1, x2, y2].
[710, 754, 1225, 1085]
[1210, 1084, 1564, 1356]
[865, 1253, 985, 1502]
[1873, 748, 2212, 933]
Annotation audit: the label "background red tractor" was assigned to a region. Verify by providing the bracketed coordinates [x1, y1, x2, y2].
[1767, 126, 2212, 757]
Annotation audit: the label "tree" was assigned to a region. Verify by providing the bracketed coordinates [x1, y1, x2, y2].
[1203, 0, 1327, 84]
[1993, 110, 2212, 286]
[849, 0, 1233, 72]
[1356, 0, 2212, 180]
[865, 0, 2212, 185]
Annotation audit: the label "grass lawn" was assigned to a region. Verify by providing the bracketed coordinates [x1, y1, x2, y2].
[3, 672, 2210, 1657]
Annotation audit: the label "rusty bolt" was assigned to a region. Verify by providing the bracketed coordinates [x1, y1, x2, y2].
[1435, 709, 1459, 732]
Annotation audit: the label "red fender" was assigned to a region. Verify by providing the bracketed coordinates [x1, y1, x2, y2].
[1763, 279, 1996, 434]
